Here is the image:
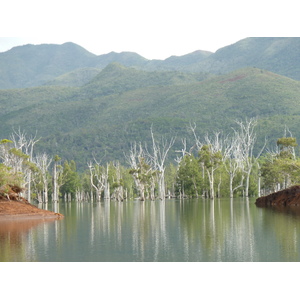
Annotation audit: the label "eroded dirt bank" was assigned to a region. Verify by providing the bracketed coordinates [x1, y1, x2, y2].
[255, 185, 300, 207]
[0, 185, 63, 219]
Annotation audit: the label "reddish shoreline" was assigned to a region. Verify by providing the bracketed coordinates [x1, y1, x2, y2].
[255, 185, 300, 207]
[0, 199, 64, 220]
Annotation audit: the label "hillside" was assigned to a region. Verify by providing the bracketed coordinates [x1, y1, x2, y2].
[1, 66, 300, 168]
[1, 37, 300, 89]
[0, 42, 97, 88]
[195, 37, 300, 80]
[81, 62, 212, 96]
[44, 67, 101, 87]
[142, 50, 213, 71]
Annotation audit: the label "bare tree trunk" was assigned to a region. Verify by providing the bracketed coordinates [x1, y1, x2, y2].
[34, 153, 52, 203]
[10, 129, 40, 203]
[125, 142, 153, 200]
[148, 127, 175, 200]
[234, 118, 266, 198]
[88, 160, 108, 202]
[207, 169, 215, 200]
[53, 161, 58, 202]
[104, 164, 110, 201]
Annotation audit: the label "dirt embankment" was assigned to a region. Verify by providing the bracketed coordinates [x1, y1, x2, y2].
[255, 185, 300, 207]
[0, 185, 63, 219]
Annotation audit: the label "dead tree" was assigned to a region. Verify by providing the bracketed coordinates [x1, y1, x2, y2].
[147, 128, 176, 200]
[88, 161, 107, 202]
[34, 153, 52, 203]
[234, 118, 265, 198]
[126, 142, 153, 201]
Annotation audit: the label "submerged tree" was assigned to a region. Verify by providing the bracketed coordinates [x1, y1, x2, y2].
[8, 129, 40, 202]
[176, 154, 202, 198]
[223, 132, 244, 198]
[52, 155, 61, 202]
[108, 161, 126, 201]
[60, 160, 80, 201]
[126, 142, 155, 201]
[147, 128, 176, 200]
[262, 136, 300, 192]
[198, 140, 223, 200]
[33, 153, 52, 203]
[234, 118, 266, 198]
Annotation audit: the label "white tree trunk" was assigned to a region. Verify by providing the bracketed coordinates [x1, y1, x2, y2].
[148, 127, 175, 200]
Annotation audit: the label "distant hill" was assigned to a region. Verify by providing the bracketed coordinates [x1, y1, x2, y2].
[195, 37, 300, 79]
[142, 50, 213, 71]
[94, 51, 148, 69]
[81, 62, 211, 97]
[1, 37, 300, 88]
[44, 67, 101, 87]
[1, 65, 300, 168]
[0, 42, 97, 88]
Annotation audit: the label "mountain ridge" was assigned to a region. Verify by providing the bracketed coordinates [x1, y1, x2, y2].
[1, 37, 300, 88]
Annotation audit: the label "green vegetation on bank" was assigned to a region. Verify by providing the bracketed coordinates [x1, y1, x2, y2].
[1, 120, 300, 203]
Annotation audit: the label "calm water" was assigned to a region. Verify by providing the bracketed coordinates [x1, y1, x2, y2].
[1, 198, 300, 262]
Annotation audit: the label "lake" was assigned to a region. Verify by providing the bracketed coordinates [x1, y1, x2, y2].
[1, 198, 300, 262]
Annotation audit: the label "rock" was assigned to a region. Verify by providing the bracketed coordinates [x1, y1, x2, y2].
[255, 185, 300, 207]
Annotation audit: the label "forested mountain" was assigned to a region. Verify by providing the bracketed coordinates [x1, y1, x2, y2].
[44, 67, 102, 87]
[1, 37, 300, 89]
[0, 42, 97, 88]
[195, 37, 300, 79]
[142, 50, 213, 71]
[0, 42, 149, 88]
[1, 64, 300, 169]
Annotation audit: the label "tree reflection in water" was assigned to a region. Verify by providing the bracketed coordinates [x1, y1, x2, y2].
[2, 199, 300, 262]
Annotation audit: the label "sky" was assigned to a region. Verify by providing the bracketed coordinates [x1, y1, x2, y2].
[0, 0, 298, 59]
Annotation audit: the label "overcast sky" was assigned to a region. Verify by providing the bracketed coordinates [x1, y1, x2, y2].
[0, 0, 298, 59]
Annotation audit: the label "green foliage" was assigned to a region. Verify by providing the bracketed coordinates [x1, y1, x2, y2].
[0, 139, 12, 145]
[0, 163, 22, 189]
[176, 155, 202, 197]
[60, 160, 81, 197]
[277, 137, 298, 149]
[9, 148, 29, 160]
[261, 137, 300, 191]
[199, 145, 222, 169]
[54, 155, 61, 162]
[277, 137, 297, 159]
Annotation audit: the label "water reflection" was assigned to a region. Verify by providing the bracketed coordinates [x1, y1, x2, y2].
[0, 218, 57, 261]
[1, 198, 300, 262]
[256, 205, 300, 261]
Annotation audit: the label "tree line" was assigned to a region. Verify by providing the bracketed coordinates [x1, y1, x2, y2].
[1, 119, 300, 203]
